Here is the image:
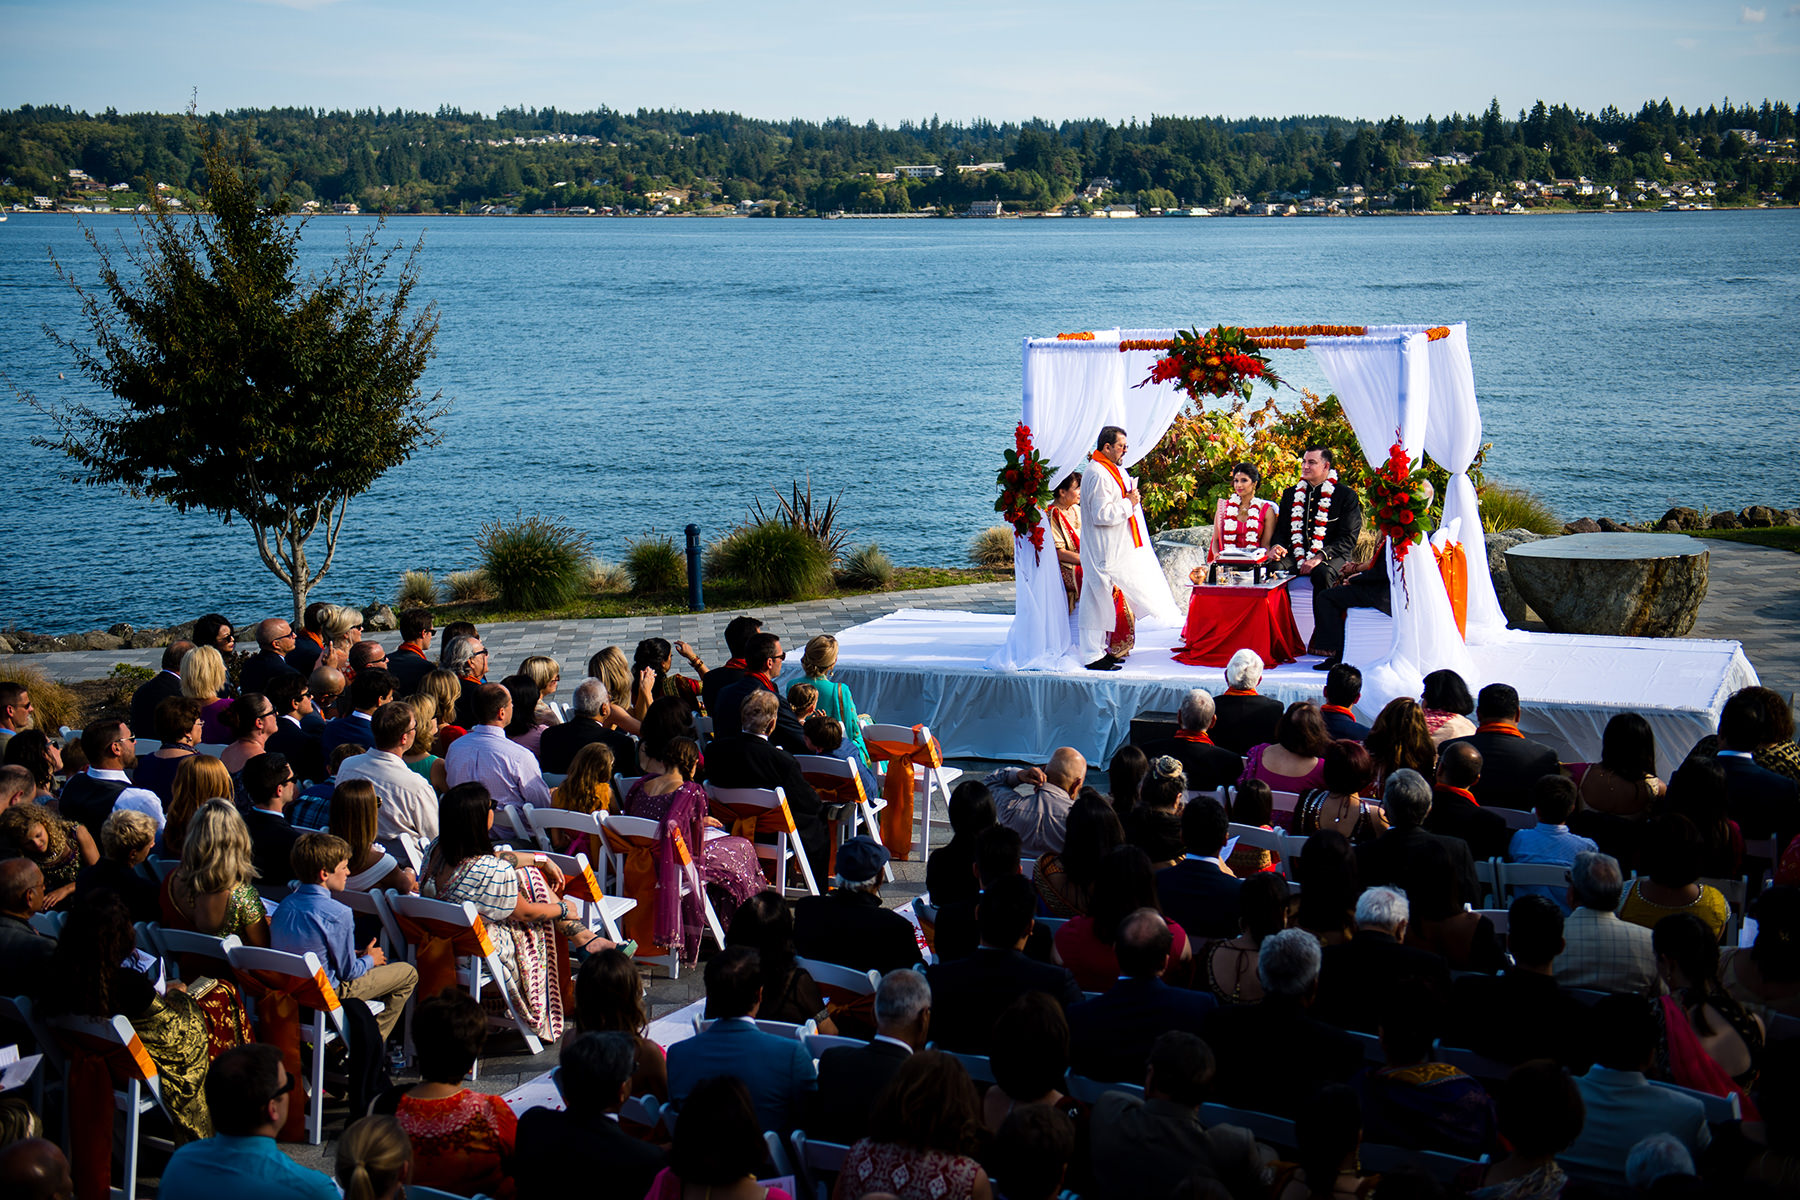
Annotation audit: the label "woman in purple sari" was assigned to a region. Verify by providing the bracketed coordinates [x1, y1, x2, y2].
[623, 736, 764, 962]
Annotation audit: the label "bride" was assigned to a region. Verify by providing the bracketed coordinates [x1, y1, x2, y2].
[1209, 462, 1277, 560]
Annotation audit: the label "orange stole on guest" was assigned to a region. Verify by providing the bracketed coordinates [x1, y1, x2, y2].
[1432, 541, 1469, 639]
[865, 726, 944, 862]
[1089, 451, 1143, 547]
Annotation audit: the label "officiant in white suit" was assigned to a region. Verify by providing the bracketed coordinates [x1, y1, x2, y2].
[1078, 425, 1161, 671]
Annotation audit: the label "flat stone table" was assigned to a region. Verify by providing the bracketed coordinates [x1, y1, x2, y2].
[1505, 533, 1710, 637]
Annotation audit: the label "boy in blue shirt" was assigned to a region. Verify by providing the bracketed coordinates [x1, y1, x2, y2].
[269, 832, 417, 1043]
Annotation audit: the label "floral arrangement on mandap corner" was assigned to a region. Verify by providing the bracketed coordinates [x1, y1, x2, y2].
[1368, 432, 1434, 564]
[995, 423, 1054, 561]
[1131, 325, 1282, 405]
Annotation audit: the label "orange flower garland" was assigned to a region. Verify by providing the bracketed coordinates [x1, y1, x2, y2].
[1133, 325, 1281, 405]
[1120, 324, 1451, 351]
[1055, 331, 1096, 341]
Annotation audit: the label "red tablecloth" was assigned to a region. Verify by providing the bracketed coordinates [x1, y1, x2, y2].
[1173, 581, 1307, 668]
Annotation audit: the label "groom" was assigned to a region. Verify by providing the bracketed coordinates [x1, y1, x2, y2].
[1269, 445, 1364, 653]
[1079, 426, 1155, 671]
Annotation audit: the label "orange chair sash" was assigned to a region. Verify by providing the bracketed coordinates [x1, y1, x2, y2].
[802, 769, 869, 876]
[235, 964, 340, 1142]
[390, 908, 499, 1013]
[865, 727, 942, 861]
[55, 1024, 157, 1200]
[1432, 541, 1470, 639]
[709, 797, 800, 844]
[599, 824, 664, 948]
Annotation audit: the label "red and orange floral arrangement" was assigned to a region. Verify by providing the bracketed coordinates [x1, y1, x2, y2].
[1369, 431, 1433, 564]
[1128, 325, 1282, 405]
[995, 422, 1054, 561]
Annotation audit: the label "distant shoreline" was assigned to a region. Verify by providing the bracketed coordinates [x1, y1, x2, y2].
[6, 205, 1792, 220]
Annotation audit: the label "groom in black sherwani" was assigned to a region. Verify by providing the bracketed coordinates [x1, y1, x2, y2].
[1269, 445, 1364, 656]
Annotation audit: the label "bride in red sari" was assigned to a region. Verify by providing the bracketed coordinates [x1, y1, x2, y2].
[1209, 461, 1277, 562]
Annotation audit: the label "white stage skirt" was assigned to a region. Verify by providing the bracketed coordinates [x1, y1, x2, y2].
[817, 609, 1757, 775]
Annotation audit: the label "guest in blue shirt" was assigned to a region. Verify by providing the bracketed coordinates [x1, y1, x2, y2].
[270, 832, 417, 1043]
[1507, 776, 1599, 913]
[158, 1043, 340, 1200]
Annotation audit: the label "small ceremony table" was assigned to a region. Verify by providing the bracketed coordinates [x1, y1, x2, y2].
[1173, 578, 1308, 669]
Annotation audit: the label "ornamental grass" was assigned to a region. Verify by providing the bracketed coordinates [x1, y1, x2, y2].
[625, 535, 686, 593]
[0, 663, 82, 735]
[478, 515, 593, 610]
[443, 569, 496, 603]
[1480, 483, 1562, 537]
[708, 520, 833, 599]
[837, 543, 896, 590]
[395, 570, 439, 609]
[969, 526, 1016, 568]
[585, 558, 631, 595]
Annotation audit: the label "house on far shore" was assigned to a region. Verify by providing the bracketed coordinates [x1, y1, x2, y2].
[1101, 203, 1137, 218]
[966, 199, 1003, 217]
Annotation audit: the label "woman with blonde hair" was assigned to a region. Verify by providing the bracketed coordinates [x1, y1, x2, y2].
[417, 668, 465, 755]
[401, 694, 448, 794]
[160, 798, 270, 946]
[336, 1114, 413, 1200]
[802, 634, 870, 766]
[587, 646, 646, 735]
[319, 604, 364, 644]
[549, 741, 615, 858]
[1364, 697, 1438, 790]
[519, 655, 564, 727]
[180, 645, 234, 743]
[161, 754, 235, 860]
[330, 780, 416, 894]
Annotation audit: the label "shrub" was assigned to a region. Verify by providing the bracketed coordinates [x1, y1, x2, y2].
[1480, 483, 1561, 536]
[708, 520, 832, 599]
[585, 558, 630, 594]
[106, 663, 155, 710]
[443, 569, 496, 604]
[624, 534, 685, 593]
[969, 526, 1016, 567]
[837, 543, 895, 590]
[395, 570, 438, 608]
[0, 663, 81, 734]
[477, 514, 592, 610]
[751, 477, 848, 564]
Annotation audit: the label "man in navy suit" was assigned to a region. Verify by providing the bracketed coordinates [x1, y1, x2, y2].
[1068, 909, 1216, 1083]
[1442, 683, 1561, 811]
[666, 946, 817, 1134]
[130, 641, 193, 735]
[264, 674, 326, 786]
[1427, 741, 1512, 862]
[713, 632, 808, 754]
[1319, 663, 1371, 742]
[810, 968, 932, 1144]
[1715, 687, 1800, 849]
[241, 618, 302, 694]
[322, 670, 391, 757]
[926, 874, 1082, 1053]
[1155, 798, 1243, 940]
[1313, 885, 1452, 1033]
[515, 1032, 664, 1200]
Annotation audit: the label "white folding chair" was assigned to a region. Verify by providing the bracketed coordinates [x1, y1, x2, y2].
[394, 831, 426, 872]
[28, 911, 67, 938]
[1228, 823, 1285, 855]
[1491, 806, 1538, 831]
[1649, 1079, 1741, 1121]
[804, 1033, 867, 1060]
[525, 806, 602, 854]
[790, 1129, 852, 1200]
[385, 892, 544, 1067]
[694, 1016, 816, 1039]
[705, 783, 820, 896]
[1198, 1101, 1297, 1148]
[541, 848, 637, 944]
[337, 887, 407, 959]
[863, 722, 960, 860]
[1495, 861, 1571, 904]
[1469, 907, 1511, 936]
[793, 957, 881, 1004]
[942, 1050, 994, 1083]
[43, 1008, 175, 1200]
[795, 753, 893, 881]
[1036, 916, 1068, 937]
[225, 945, 347, 1144]
[1065, 1074, 1142, 1105]
[132, 738, 162, 754]
[1472, 859, 1502, 906]
[1268, 790, 1302, 821]
[764, 1129, 796, 1178]
[1019, 855, 1037, 881]
[613, 774, 646, 800]
[596, 812, 724, 966]
[491, 802, 535, 844]
[151, 927, 242, 983]
[620, 1093, 663, 1133]
[1360, 1143, 1479, 1184]
[195, 742, 229, 757]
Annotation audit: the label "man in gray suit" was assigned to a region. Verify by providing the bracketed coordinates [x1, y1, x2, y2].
[665, 947, 817, 1134]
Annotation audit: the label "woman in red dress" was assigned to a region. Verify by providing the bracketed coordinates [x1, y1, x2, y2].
[1209, 461, 1277, 562]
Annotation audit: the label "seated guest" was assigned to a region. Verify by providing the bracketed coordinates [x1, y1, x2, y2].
[386, 609, 435, 696]
[1202, 928, 1364, 1117]
[132, 696, 206, 808]
[340, 700, 444, 848]
[794, 835, 924, 974]
[544, 741, 612, 857]
[1420, 668, 1477, 745]
[1651, 911, 1764, 1096]
[181, 645, 234, 743]
[1195, 872, 1290, 1005]
[514, 1032, 664, 1200]
[666, 946, 817, 1133]
[991, 1104, 1075, 1200]
[811, 968, 932, 1145]
[500, 673, 547, 756]
[1508, 774, 1599, 913]
[1210, 648, 1284, 755]
[241, 618, 301, 694]
[1224, 779, 1280, 876]
[400, 695, 446, 793]
[1580, 711, 1666, 818]
[443, 683, 553, 810]
[286, 745, 361, 833]
[75, 809, 161, 922]
[1364, 697, 1438, 790]
[286, 605, 328, 674]
[264, 674, 326, 786]
[927, 781, 995, 906]
[0, 802, 94, 911]
[1715, 686, 1800, 849]
[1155, 796, 1243, 940]
[1033, 792, 1122, 917]
[981, 991, 1080, 1132]
[415, 668, 462, 753]
[927, 874, 1082, 1053]
[1428, 741, 1513, 861]
[1068, 908, 1217, 1083]
[157, 1044, 338, 1199]
[705, 690, 829, 886]
[835, 1051, 990, 1200]
[1404, 838, 1505, 973]
[1450, 895, 1591, 1070]
[3, 735, 58, 806]
[724, 890, 837, 1032]
[1087, 1030, 1272, 1200]
[1356, 979, 1499, 1158]
[160, 754, 235, 861]
[334, 1115, 411, 1200]
[1272, 1086, 1375, 1200]
[712, 631, 807, 753]
[1556, 850, 1661, 995]
[1723, 885, 1800, 1018]
[1458, 1059, 1586, 1200]
[1055, 846, 1193, 992]
[1561, 995, 1711, 1185]
[575, 948, 668, 1100]
[698, 614, 764, 714]
[60, 718, 163, 841]
[1292, 830, 1359, 948]
[1315, 885, 1452, 1033]
[638, 694, 696, 761]
[1296, 739, 1387, 845]
[383, 989, 516, 1198]
[240, 751, 302, 885]
[0, 861, 55, 983]
[272, 833, 418, 1044]
[1320, 663, 1371, 742]
[1356, 768, 1481, 915]
[1139, 689, 1244, 790]
[647, 1075, 793, 1200]
[985, 747, 1086, 857]
[329, 780, 415, 894]
[1106, 744, 1148, 819]
[636, 636, 707, 715]
[0, 762, 37, 809]
[785, 681, 817, 724]
[1666, 757, 1742, 879]
[1239, 701, 1331, 795]
[1617, 814, 1729, 940]
[323, 669, 392, 757]
[132, 639, 194, 734]
[1442, 683, 1562, 811]
[304, 666, 345, 737]
[537, 677, 639, 775]
[932, 825, 1055, 964]
[1122, 759, 1186, 866]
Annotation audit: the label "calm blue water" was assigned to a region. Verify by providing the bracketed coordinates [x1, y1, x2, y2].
[3, 211, 1797, 631]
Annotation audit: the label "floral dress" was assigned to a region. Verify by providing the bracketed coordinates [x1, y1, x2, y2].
[624, 779, 764, 961]
[835, 1140, 983, 1200]
[395, 1088, 517, 1199]
[423, 848, 565, 1041]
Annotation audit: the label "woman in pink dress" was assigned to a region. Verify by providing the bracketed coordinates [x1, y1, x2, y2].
[622, 735, 763, 962]
[1240, 701, 1333, 795]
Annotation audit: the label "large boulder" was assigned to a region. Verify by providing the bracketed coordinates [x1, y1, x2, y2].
[1741, 505, 1777, 528]
[1505, 532, 1709, 637]
[1153, 526, 1212, 610]
[1660, 506, 1703, 530]
[362, 603, 398, 632]
[1709, 510, 1742, 530]
[1485, 528, 1546, 627]
[1596, 517, 1631, 533]
[1563, 517, 1602, 535]
[1780, 509, 1800, 528]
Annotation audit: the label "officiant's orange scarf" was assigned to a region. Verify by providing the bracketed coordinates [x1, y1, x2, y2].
[1089, 451, 1143, 548]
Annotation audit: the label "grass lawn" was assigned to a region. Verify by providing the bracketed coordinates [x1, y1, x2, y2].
[1676, 527, 1800, 554]
[431, 564, 1011, 623]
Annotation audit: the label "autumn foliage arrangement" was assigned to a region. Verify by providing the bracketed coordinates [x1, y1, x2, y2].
[1131, 325, 1282, 405]
[995, 422, 1054, 561]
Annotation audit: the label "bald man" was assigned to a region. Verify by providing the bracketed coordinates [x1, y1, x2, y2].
[0, 1138, 73, 1200]
[985, 748, 1087, 857]
[0, 860, 55, 984]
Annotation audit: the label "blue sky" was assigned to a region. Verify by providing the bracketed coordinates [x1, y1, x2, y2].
[6, 0, 1795, 123]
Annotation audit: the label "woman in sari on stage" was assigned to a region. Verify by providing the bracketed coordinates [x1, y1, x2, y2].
[1209, 461, 1278, 562]
[1048, 471, 1083, 613]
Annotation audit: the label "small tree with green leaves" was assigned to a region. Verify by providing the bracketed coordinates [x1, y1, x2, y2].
[27, 126, 446, 623]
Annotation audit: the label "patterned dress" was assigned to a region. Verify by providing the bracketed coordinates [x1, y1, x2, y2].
[835, 1140, 984, 1200]
[423, 850, 565, 1041]
[624, 778, 764, 960]
[395, 1088, 517, 1199]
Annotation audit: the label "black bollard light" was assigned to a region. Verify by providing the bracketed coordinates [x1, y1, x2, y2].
[686, 523, 704, 612]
